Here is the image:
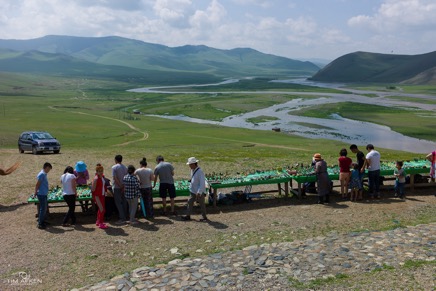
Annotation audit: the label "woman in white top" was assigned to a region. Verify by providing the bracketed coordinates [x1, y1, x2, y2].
[134, 158, 155, 219]
[61, 166, 77, 226]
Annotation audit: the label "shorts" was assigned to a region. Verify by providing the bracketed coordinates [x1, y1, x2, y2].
[339, 172, 350, 181]
[159, 183, 176, 199]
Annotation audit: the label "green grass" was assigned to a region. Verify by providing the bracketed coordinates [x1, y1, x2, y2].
[344, 83, 436, 95]
[384, 95, 436, 105]
[246, 115, 280, 124]
[0, 72, 430, 166]
[403, 260, 436, 269]
[289, 273, 350, 289]
[291, 102, 436, 141]
[157, 78, 347, 93]
[136, 92, 316, 121]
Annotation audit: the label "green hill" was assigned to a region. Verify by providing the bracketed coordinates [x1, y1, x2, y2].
[0, 48, 220, 85]
[310, 51, 436, 83]
[0, 35, 319, 77]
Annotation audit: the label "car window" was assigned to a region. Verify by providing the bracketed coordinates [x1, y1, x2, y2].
[32, 133, 54, 139]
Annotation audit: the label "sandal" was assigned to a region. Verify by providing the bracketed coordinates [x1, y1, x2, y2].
[199, 217, 209, 222]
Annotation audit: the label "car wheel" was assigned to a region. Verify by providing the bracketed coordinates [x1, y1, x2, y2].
[54, 150, 60, 154]
[32, 147, 39, 155]
[19, 147, 24, 154]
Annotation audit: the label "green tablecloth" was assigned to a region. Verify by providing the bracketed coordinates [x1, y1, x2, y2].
[28, 181, 192, 204]
[209, 170, 291, 189]
[289, 160, 431, 184]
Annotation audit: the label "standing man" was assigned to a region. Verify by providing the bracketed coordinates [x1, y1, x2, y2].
[153, 155, 176, 215]
[182, 157, 208, 221]
[112, 154, 128, 224]
[361, 144, 381, 199]
[35, 162, 52, 229]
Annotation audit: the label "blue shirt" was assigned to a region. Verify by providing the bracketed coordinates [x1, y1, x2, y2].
[36, 170, 49, 196]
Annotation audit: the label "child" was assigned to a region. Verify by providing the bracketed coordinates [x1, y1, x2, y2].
[123, 165, 141, 224]
[349, 163, 362, 201]
[34, 162, 52, 229]
[91, 165, 108, 229]
[394, 161, 406, 199]
[74, 161, 90, 212]
[338, 148, 352, 199]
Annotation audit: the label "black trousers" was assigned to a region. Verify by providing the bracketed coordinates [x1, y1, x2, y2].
[63, 195, 76, 224]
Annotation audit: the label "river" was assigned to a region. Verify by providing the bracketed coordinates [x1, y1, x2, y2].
[129, 79, 436, 154]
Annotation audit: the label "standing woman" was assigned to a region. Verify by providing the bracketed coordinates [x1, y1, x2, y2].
[92, 165, 108, 229]
[426, 150, 436, 182]
[135, 158, 155, 219]
[314, 153, 330, 204]
[338, 148, 352, 200]
[61, 166, 77, 226]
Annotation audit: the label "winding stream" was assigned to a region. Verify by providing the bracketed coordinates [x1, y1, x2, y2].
[130, 79, 436, 154]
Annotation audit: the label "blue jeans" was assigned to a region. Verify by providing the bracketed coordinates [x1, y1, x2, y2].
[37, 194, 48, 226]
[395, 181, 405, 197]
[368, 170, 380, 197]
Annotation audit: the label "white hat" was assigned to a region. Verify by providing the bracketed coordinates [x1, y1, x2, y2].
[187, 157, 200, 164]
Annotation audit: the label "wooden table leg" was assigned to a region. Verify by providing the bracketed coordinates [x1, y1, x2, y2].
[285, 181, 289, 197]
[213, 188, 218, 207]
[297, 182, 302, 198]
[410, 174, 415, 191]
[277, 183, 282, 195]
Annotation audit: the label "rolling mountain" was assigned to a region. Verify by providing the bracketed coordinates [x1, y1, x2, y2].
[310, 51, 436, 84]
[0, 35, 319, 79]
[0, 48, 220, 85]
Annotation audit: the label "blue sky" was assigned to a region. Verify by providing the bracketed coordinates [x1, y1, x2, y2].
[1, 0, 435, 60]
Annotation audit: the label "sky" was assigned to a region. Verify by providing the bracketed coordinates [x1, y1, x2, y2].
[1, 0, 435, 61]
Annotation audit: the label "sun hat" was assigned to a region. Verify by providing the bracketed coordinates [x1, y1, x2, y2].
[75, 161, 87, 173]
[313, 153, 322, 160]
[187, 157, 200, 165]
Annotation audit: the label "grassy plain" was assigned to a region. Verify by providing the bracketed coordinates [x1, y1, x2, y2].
[156, 78, 347, 93]
[292, 101, 436, 142]
[246, 115, 280, 124]
[384, 95, 436, 105]
[1, 73, 436, 290]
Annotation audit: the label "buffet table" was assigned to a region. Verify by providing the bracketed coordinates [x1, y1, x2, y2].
[289, 160, 432, 197]
[27, 182, 193, 206]
[208, 170, 291, 206]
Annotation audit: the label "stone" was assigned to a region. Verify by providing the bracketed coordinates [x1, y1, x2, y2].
[199, 280, 209, 288]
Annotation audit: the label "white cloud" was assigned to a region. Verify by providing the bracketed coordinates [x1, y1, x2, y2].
[189, 0, 227, 33]
[153, 0, 193, 27]
[348, 0, 436, 32]
[0, 0, 434, 59]
[231, 0, 272, 8]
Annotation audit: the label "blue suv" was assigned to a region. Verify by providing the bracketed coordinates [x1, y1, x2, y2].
[18, 131, 61, 154]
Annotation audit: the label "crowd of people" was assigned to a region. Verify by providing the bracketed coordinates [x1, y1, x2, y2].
[307, 144, 436, 204]
[32, 146, 436, 229]
[33, 155, 208, 230]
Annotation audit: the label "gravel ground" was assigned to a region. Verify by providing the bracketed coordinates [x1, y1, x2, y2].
[0, 149, 435, 290]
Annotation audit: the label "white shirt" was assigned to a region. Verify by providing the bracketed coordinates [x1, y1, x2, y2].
[189, 167, 206, 194]
[366, 150, 381, 171]
[61, 173, 76, 195]
[135, 167, 153, 188]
